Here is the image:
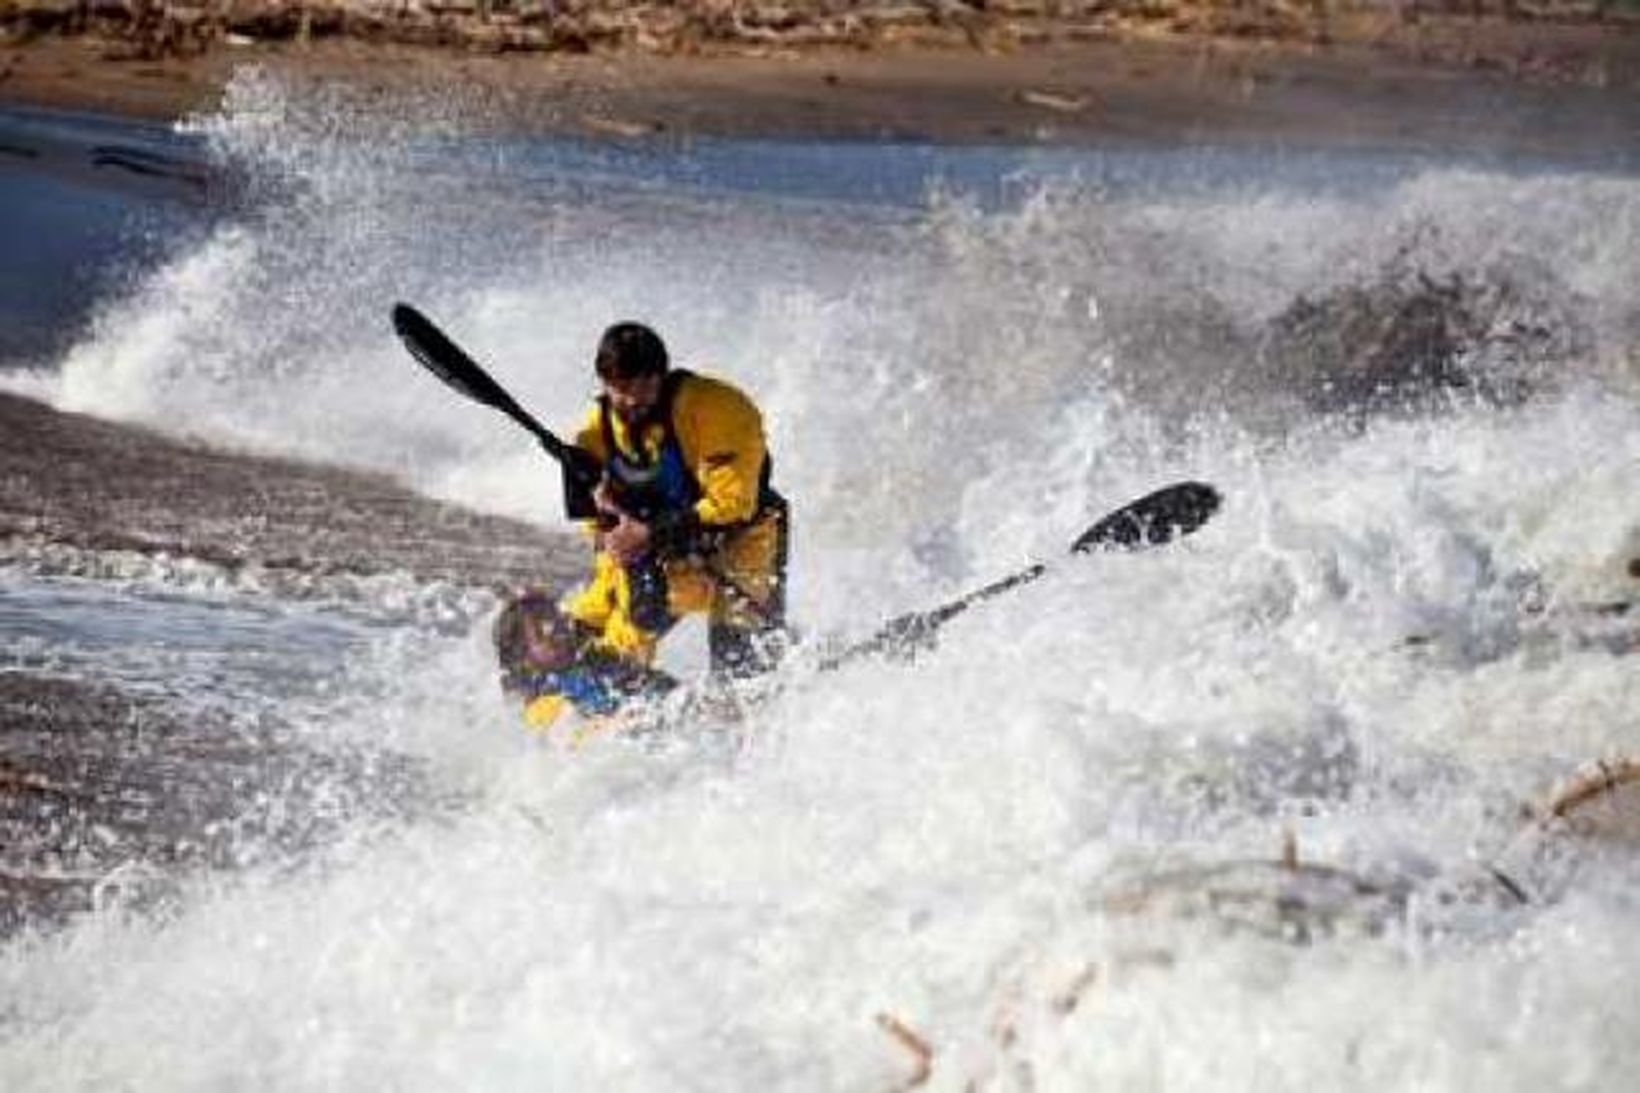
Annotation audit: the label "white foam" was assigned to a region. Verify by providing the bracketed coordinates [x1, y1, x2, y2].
[3, 72, 1639, 1090]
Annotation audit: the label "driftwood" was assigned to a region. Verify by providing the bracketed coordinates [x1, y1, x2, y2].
[875, 1011, 933, 1090]
[1543, 757, 1640, 841]
[873, 760, 1640, 1088]
[2, 0, 1632, 60]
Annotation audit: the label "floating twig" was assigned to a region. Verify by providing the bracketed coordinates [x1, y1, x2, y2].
[875, 1011, 933, 1090]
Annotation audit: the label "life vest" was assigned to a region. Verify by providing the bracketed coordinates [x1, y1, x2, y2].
[599, 369, 700, 522]
[598, 369, 783, 528]
[509, 650, 679, 716]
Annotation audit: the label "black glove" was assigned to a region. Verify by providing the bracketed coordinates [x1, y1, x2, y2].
[560, 445, 603, 521]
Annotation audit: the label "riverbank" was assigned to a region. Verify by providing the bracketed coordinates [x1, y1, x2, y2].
[3, 12, 1639, 155]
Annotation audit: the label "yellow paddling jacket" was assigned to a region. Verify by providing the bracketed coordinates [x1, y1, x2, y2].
[559, 370, 785, 666]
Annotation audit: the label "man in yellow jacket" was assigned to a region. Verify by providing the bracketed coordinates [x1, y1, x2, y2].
[504, 321, 788, 728]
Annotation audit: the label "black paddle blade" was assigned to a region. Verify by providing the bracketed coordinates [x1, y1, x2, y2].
[819, 480, 1221, 672]
[1071, 480, 1221, 553]
[391, 303, 529, 423]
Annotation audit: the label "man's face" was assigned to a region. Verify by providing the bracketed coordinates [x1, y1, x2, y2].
[602, 372, 664, 428]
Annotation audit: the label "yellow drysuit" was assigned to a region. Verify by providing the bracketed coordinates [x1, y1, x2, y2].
[561, 370, 786, 670]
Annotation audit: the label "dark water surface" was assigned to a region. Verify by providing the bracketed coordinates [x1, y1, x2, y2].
[0, 105, 214, 366]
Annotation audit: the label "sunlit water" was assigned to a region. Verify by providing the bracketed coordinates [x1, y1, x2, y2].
[2, 69, 1638, 1089]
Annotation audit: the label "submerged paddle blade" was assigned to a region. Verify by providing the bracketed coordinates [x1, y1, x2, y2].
[1072, 480, 1221, 553]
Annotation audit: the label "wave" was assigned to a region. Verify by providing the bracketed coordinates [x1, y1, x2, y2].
[1, 70, 1637, 1091]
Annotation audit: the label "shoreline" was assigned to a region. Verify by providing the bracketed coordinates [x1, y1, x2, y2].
[3, 20, 1639, 157]
[0, 388, 577, 936]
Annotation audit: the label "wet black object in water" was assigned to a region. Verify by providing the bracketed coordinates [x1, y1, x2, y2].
[828, 480, 1223, 668]
[1073, 480, 1221, 551]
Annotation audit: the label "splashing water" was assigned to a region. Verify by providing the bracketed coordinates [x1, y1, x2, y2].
[2, 69, 1639, 1090]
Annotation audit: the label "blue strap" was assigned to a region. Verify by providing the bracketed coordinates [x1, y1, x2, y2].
[517, 665, 625, 716]
[515, 658, 680, 718]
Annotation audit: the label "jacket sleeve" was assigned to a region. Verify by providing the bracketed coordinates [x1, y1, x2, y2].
[677, 377, 767, 527]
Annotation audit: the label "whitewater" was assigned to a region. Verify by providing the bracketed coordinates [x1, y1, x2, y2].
[1, 69, 1638, 1089]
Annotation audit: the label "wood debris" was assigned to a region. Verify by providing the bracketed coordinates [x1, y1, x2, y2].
[875, 1011, 933, 1090]
[1018, 89, 1088, 112]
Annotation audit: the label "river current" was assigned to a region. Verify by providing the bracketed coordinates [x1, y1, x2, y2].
[1, 68, 1637, 1090]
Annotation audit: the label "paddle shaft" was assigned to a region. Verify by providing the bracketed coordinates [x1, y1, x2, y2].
[391, 305, 1218, 658]
[821, 481, 1219, 670]
[390, 303, 591, 481]
[391, 302, 775, 621]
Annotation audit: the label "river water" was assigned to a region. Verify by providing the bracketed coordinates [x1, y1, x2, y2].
[1, 67, 1638, 1090]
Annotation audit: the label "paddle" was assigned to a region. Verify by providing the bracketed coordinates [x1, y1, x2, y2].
[390, 302, 601, 488]
[391, 301, 776, 618]
[820, 480, 1221, 669]
[390, 304, 1222, 674]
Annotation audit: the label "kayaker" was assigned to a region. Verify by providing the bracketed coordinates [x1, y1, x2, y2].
[494, 588, 679, 730]
[504, 321, 789, 728]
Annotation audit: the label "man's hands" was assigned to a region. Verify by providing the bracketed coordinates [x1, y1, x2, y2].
[594, 481, 652, 565]
[592, 479, 706, 563]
